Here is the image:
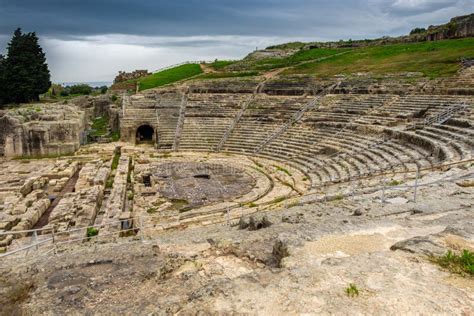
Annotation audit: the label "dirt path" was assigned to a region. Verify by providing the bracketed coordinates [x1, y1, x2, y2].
[200, 63, 216, 74]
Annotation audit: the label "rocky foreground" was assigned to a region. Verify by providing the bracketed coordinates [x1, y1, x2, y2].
[1, 166, 473, 315]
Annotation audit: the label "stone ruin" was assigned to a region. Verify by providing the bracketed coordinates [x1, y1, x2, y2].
[0, 63, 473, 260]
[0, 103, 86, 158]
[113, 70, 151, 84]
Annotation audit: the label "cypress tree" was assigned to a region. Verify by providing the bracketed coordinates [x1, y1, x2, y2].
[0, 55, 5, 106]
[2, 28, 51, 104]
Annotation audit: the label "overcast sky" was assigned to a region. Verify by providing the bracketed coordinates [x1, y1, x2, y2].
[0, 0, 471, 83]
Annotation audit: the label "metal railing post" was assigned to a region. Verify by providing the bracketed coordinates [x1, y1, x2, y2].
[51, 229, 57, 255]
[351, 180, 355, 201]
[381, 178, 386, 204]
[32, 230, 38, 251]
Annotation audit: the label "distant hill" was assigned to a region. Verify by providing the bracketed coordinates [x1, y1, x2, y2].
[111, 13, 474, 92]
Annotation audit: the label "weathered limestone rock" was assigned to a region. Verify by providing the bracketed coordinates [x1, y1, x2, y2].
[10, 198, 51, 236]
[93, 166, 111, 186]
[75, 161, 110, 190]
[0, 103, 86, 158]
[103, 155, 130, 229]
[390, 236, 446, 256]
[114, 70, 150, 84]
[49, 186, 104, 232]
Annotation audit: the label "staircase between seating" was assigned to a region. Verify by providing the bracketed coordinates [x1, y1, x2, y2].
[253, 83, 338, 154]
[172, 91, 189, 151]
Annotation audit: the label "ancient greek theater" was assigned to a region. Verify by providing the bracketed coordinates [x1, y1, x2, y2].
[0, 7, 473, 315]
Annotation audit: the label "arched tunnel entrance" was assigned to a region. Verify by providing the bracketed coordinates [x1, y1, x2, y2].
[136, 125, 155, 144]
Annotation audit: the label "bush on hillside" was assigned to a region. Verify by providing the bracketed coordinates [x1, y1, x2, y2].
[410, 27, 427, 35]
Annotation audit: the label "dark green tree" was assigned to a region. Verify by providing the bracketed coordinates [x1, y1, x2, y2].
[0, 54, 6, 106]
[2, 28, 51, 104]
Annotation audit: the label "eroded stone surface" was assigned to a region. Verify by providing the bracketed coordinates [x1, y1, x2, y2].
[1, 166, 472, 314]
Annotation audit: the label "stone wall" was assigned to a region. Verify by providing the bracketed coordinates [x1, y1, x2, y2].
[0, 103, 87, 158]
[48, 160, 110, 232]
[114, 70, 150, 84]
[424, 14, 474, 41]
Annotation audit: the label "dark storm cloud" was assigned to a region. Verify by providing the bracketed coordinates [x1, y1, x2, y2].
[0, 0, 469, 39]
[0, 0, 471, 82]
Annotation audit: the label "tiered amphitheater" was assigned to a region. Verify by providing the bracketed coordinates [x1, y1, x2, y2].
[1, 64, 473, 314]
[0, 70, 473, 244]
[120, 72, 473, 208]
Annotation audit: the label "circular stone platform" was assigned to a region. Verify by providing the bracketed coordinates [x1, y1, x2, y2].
[152, 162, 256, 207]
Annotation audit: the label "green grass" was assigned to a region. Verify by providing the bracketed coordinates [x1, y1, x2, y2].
[105, 177, 114, 189]
[270, 196, 286, 204]
[345, 283, 360, 297]
[388, 179, 403, 186]
[199, 71, 259, 79]
[138, 63, 203, 91]
[169, 199, 189, 211]
[111, 152, 121, 170]
[267, 41, 307, 50]
[147, 207, 158, 214]
[207, 60, 236, 70]
[274, 165, 292, 177]
[86, 227, 99, 238]
[250, 48, 347, 71]
[110, 131, 120, 142]
[90, 116, 109, 137]
[332, 193, 344, 201]
[285, 38, 474, 79]
[433, 249, 474, 276]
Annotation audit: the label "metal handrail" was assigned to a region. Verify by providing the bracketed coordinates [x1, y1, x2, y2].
[1, 157, 472, 262]
[253, 83, 338, 154]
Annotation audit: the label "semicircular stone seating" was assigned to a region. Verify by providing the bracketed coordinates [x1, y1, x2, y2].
[124, 88, 474, 190]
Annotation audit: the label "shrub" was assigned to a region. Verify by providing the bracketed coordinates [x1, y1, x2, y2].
[388, 179, 403, 186]
[86, 227, 99, 238]
[69, 84, 93, 95]
[105, 177, 114, 189]
[147, 207, 157, 214]
[410, 27, 427, 35]
[345, 283, 359, 297]
[433, 249, 474, 276]
[99, 86, 108, 94]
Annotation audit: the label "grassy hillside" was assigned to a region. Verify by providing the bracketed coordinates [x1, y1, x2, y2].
[249, 48, 349, 71]
[284, 38, 474, 78]
[138, 63, 202, 91]
[198, 38, 473, 80]
[118, 37, 472, 91]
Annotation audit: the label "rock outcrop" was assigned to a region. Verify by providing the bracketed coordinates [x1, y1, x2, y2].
[0, 103, 86, 158]
[114, 70, 150, 84]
